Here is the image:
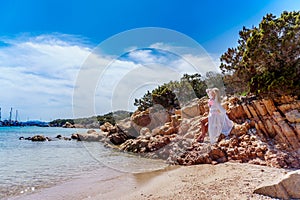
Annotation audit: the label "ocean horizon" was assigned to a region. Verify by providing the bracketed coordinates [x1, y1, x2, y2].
[0, 126, 168, 199]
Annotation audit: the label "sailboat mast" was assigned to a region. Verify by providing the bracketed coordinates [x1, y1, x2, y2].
[9, 107, 12, 124]
[15, 110, 18, 122]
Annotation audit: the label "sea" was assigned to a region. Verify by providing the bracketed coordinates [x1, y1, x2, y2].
[0, 126, 168, 199]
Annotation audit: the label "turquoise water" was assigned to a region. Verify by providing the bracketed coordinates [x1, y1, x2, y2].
[0, 126, 168, 199]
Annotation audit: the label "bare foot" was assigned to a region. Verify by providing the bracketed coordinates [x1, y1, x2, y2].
[196, 136, 204, 143]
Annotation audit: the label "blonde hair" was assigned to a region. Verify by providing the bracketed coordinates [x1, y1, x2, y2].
[211, 88, 221, 103]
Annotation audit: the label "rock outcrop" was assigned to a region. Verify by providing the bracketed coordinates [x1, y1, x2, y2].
[226, 95, 300, 151]
[20, 95, 299, 170]
[84, 95, 300, 169]
[254, 170, 300, 199]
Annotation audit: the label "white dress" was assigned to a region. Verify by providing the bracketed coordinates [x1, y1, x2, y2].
[208, 99, 233, 144]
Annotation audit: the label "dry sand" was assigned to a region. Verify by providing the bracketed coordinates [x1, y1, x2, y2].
[9, 162, 289, 200]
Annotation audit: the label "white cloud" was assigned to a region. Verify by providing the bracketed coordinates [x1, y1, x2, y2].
[0, 36, 221, 121]
[90, 45, 221, 115]
[170, 53, 220, 76]
[0, 34, 91, 121]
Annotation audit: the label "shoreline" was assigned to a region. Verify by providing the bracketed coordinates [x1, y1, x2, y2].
[7, 162, 290, 200]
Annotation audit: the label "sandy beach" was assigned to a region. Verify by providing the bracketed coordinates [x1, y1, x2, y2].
[8, 162, 290, 200]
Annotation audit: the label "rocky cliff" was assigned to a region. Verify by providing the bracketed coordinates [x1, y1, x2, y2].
[79, 95, 300, 169]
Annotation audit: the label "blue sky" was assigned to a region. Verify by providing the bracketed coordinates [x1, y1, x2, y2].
[0, 0, 299, 121]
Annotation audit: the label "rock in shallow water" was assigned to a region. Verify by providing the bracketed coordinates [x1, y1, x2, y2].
[31, 135, 48, 141]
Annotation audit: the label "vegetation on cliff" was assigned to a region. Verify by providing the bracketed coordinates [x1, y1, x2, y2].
[49, 118, 75, 127]
[221, 11, 300, 97]
[134, 73, 208, 112]
[49, 110, 131, 128]
[134, 11, 299, 110]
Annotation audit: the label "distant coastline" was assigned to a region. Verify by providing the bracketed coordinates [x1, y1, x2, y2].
[0, 120, 49, 127]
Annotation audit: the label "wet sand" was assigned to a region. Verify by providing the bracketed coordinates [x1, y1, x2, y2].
[8, 162, 289, 200]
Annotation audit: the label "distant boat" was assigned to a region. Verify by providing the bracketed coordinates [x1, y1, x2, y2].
[0, 108, 49, 127]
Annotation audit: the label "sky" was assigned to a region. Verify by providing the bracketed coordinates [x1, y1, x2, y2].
[0, 0, 299, 121]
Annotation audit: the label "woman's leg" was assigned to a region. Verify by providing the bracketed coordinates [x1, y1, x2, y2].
[197, 117, 208, 142]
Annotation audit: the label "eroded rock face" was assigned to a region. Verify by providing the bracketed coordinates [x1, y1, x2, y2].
[254, 170, 300, 199]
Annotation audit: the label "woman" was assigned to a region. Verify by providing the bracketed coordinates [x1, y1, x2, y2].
[197, 88, 233, 143]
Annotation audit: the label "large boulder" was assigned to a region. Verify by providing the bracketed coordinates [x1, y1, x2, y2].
[131, 110, 151, 127]
[31, 135, 47, 141]
[130, 106, 171, 132]
[116, 118, 139, 138]
[254, 170, 300, 199]
[181, 104, 200, 118]
[100, 122, 117, 133]
[108, 132, 129, 145]
[76, 130, 104, 142]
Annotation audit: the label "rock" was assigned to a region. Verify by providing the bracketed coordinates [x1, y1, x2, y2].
[227, 104, 247, 123]
[62, 122, 75, 128]
[116, 118, 139, 138]
[131, 110, 151, 127]
[159, 123, 176, 135]
[208, 146, 226, 161]
[230, 123, 249, 137]
[120, 134, 172, 156]
[71, 133, 79, 140]
[94, 95, 300, 169]
[130, 106, 171, 132]
[108, 132, 128, 145]
[242, 104, 252, 118]
[77, 132, 103, 142]
[285, 109, 300, 123]
[148, 106, 171, 127]
[140, 127, 151, 136]
[100, 122, 117, 133]
[87, 129, 97, 134]
[252, 100, 268, 116]
[181, 102, 200, 118]
[247, 104, 258, 117]
[177, 119, 190, 135]
[277, 119, 300, 150]
[262, 98, 277, 115]
[254, 170, 300, 199]
[296, 123, 300, 140]
[55, 134, 71, 140]
[183, 132, 194, 139]
[31, 135, 47, 141]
